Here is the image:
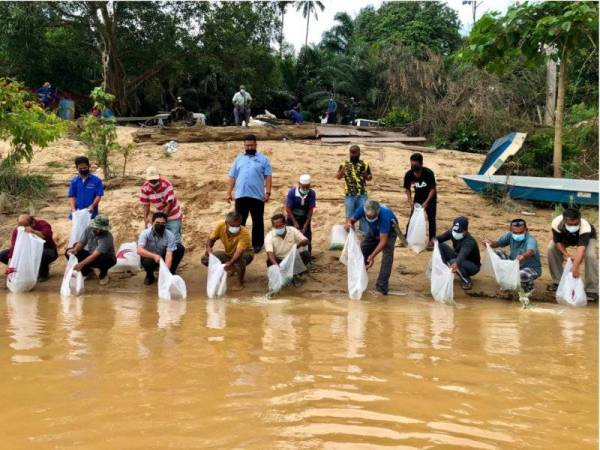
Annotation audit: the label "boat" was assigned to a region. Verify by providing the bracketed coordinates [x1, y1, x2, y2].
[461, 132, 599, 206]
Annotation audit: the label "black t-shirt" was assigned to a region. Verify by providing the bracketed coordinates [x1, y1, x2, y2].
[403, 167, 437, 205]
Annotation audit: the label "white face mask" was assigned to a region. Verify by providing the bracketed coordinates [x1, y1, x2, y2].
[365, 215, 378, 223]
[228, 226, 241, 235]
[452, 231, 464, 240]
[274, 227, 286, 236]
[565, 224, 580, 234]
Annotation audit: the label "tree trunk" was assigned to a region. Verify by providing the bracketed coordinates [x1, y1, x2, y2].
[544, 51, 557, 126]
[553, 53, 566, 178]
[305, 13, 310, 47]
[279, 9, 285, 57]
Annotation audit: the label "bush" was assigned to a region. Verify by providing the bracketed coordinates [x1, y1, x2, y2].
[0, 169, 49, 212]
[434, 121, 492, 152]
[380, 108, 415, 128]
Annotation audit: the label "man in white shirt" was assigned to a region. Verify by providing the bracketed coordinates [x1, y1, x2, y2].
[265, 213, 310, 268]
[232, 85, 252, 126]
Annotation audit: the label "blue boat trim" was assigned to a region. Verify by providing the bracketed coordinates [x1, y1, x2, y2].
[479, 132, 527, 176]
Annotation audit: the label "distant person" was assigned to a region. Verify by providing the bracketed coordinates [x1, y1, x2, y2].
[137, 212, 185, 285]
[139, 166, 183, 243]
[227, 134, 272, 253]
[0, 214, 58, 282]
[68, 156, 104, 219]
[232, 85, 252, 126]
[66, 215, 116, 285]
[202, 211, 254, 288]
[344, 200, 399, 295]
[265, 213, 310, 269]
[326, 97, 338, 124]
[285, 174, 316, 253]
[547, 208, 598, 299]
[435, 217, 481, 291]
[347, 97, 357, 125]
[35, 81, 55, 109]
[404, 153, 437, 250]
[336, 145, 372, 234]
[285, 108, 304, 125]
[484, 219, 542, 292]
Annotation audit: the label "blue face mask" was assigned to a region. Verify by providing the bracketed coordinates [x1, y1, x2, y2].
[512, 233, 526, 242]
[452, 231, 464, 240]
[274, 227, 286, 236]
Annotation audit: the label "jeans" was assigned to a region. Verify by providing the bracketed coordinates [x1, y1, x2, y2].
[0, 247, 58, 278]
[235, 197, 265, 251]
[361, 230, 397, 294]
[407, 201, 437, 241]
[287, 214, 312, 253]
[66, 249, 116, 278]
[344, 194, 368, 234]
[438, 242, 480, 283]
[166, 219, 182, 244]
[233, 105, 251, 125]
[547, 239, 598, 293]
[140, 243, 185, 277]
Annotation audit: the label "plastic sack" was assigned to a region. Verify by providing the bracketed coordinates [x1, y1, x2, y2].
[429, 241, 455, 305]
[68, 209, 92, 247]
[556, 258, 587, 307]
[329, 224, 348, 250]
[164, 140, 178, 154]
[406, 204, 428, 253]
[267, 246, 307, 294]
[6, 227, 45, 293]
[339, 229, 368, 300]
[481, 243, 520, 291]
[158, 259, 187, 300]
[207, 253, 227, 299]
[110, 242, 141, 273]
[60, 255, 84, 297]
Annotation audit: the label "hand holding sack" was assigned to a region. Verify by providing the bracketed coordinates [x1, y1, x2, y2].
[340, 229, 368, 300]
[7, 227, 45, 293]
[60, 255, 84, 296]
[556, 258, 587, 307]
[481, 243, 520, 291]
[158, 259, 187, 300]
[406, 203, 428, 254]
[267, 246, 307, 294]
[207, 253, 227, 299]
[429, 241, 455, 305]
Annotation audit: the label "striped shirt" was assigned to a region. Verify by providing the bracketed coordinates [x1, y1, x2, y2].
[139, 178, 182, 221]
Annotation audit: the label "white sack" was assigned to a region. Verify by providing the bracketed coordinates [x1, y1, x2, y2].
[329, 224, 348, 250]
[556, 258, 587, 307]
[339, 229, 368, 300]
[110, 242, 141, 273]
[207, 253, 228, 299]
[158, 258, 187, 300]
[7, 227, 45, 293]
[60, 255, 85, 297]
[429, 241, 455, 305]
[68, 209, 91, 248]
[267, 246, 307, 294]
[481, 243, 520, 291]
[406, 203, 428, 254]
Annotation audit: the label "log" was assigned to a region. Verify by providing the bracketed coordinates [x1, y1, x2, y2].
[320, 136, 426, 143]
[133, 124, 318, 144]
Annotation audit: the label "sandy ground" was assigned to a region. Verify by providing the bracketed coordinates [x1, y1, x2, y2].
[0, 126, 596, 303]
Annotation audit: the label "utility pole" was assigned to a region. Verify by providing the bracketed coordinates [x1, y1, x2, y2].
[462, 0, 484, 27]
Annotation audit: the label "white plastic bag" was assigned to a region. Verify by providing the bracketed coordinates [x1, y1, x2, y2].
[6, 227, 45, 293]
[481, 243, 520, 291]
[68, 209, 92, 247]
[60, 255, 84, 296]
[339, 229, 368, 300]
[267, 246, 307, 294]
[429, 241, 455, 305]
[329, 224, 348, 250]
[164, 140, 178, 154]
[556, 258, 587, 307]
[158, 259, 187, 300]
[406, 203, 428, 253]
[110, 242, 141, 273]
[207, 253, 227, 298]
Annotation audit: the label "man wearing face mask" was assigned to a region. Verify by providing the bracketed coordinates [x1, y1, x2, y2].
[232, 85, 252, 126]
[137, 212, 185, 285]
[68, 156, 104, 219]
[227, 134, 273, 253]
[265, 213, 310, 269]
[139, 166, 183, 243]
[483, 219, 542, 292]
[547, 208, 598, 299]
[66, 215, 116, 285]
[202, 211, 254, 288]
[435, 216, 481, 291]
[285, 174, 316, 254]
[336, 145, 372, 235]
[344, 200, 400, 295]
[404, 153, 437, 250]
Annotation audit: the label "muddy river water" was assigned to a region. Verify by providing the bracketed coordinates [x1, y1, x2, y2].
[0, 292, 596, 449]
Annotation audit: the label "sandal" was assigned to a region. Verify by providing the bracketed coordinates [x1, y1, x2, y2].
[462, 281, 473, 291]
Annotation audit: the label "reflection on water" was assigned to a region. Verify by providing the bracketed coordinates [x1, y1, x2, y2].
[0, 293, 596, 449]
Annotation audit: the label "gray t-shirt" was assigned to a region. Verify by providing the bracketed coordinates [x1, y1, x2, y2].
[80, 227, 115, 257]
[138, 228, 177, 256]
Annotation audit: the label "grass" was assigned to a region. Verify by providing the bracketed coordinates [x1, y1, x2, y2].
[0, 168, 49, 213]
[46, 160, 68, 169]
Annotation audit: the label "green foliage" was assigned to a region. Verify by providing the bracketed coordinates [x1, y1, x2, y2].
[566, 103, 598, 124]
[434, 122, 492, 152]
[380, 108, 415, 128]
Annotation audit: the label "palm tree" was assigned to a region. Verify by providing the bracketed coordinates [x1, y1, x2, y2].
[277, 1, 292, 57]
[295, 1, 325, 48]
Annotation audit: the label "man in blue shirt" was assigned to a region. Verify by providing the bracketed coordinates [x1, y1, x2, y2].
[68, 156, 104, 219]
[326, 97, 338, 124]
[227, 134, 273, 253]
[344, 199, 399, 295]
[484, 218, 542, 292]
[285, 174, 316, 253]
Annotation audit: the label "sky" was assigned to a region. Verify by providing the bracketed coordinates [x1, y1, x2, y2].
[283, 0, 516, 54]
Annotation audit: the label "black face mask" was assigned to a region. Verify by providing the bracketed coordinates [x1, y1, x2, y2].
[154, 224, 166, 235]
[93, 230, 103, 236]
[245, 149, 257, 156]
[411, 164, 422, 172]
[79, 169, 90, 176]
[350, 155, 360, 163]
[149, 181, 160, 189]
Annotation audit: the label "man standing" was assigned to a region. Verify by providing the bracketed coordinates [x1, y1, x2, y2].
[227, 134, 272, 253]
[484, 219, 542, 292]
[547, 208, 598, 299]
[344, 200, 399, 295]
[137, 212, 185, 285]
[139, 166, 183, 244]
[67, 215, 116, 285]
[435, 217, 481, 291]
[285, 174, 316, 253]
[0, 214, 58, 282]
[265, 213, 310, 268]
[35, 81, 55, 109]
[404, 153, 437, 249]
[202, 212, 254, 288]
[68, 156, 104, 219]
[336, 145, 372, 234]
[232, 85, 252, 126]
[326, 97, 338, 124]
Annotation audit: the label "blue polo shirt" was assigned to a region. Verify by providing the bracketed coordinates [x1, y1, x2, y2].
[286, 187, 316, 216]
[228, 152, 272, 201]
[352, 205, 397, 237]
[496, 231, 542, 273]
[68, 174, 104, 218]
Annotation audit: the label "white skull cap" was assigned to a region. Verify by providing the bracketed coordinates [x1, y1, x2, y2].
[299, 174, 311, 184]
